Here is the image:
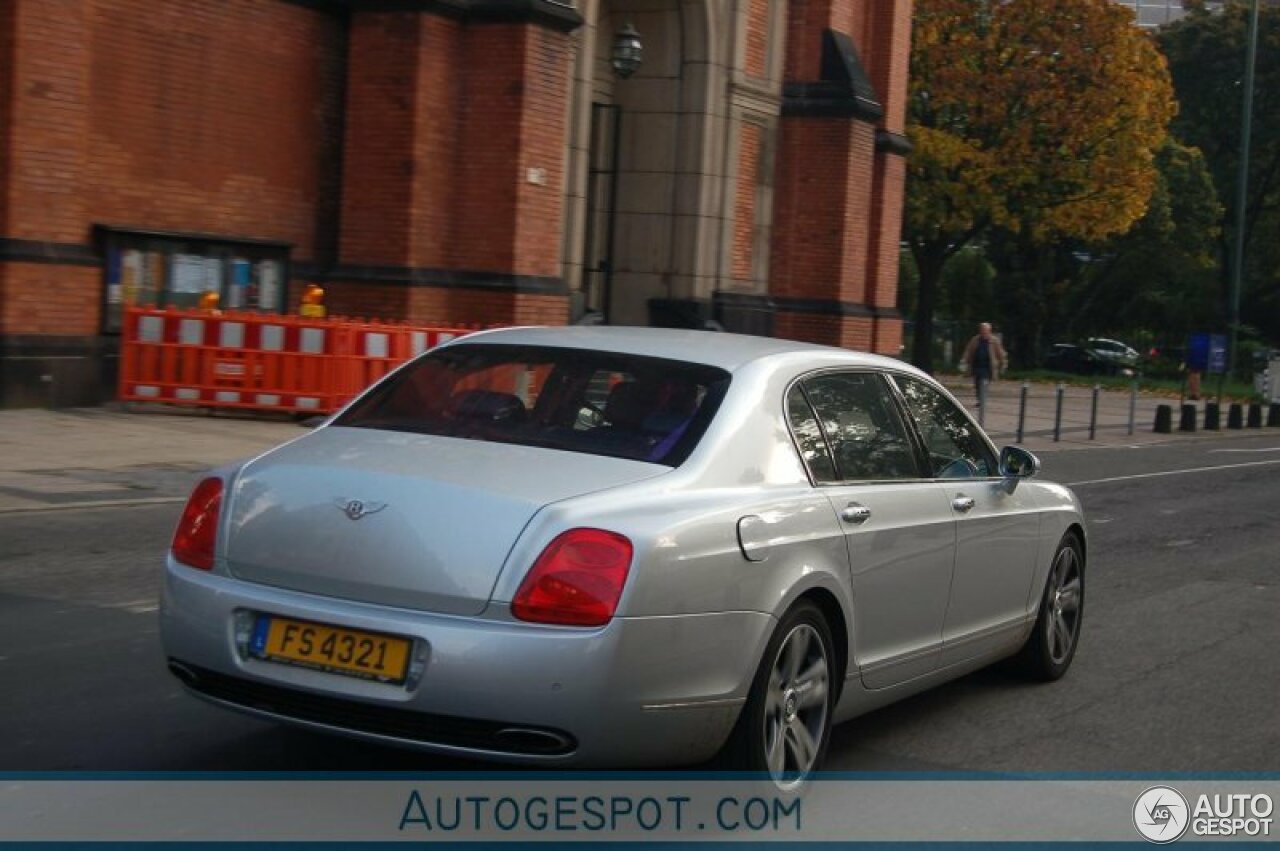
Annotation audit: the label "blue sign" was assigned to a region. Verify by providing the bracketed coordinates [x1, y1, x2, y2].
[1187, 333, 1228, 373]
[1208, 334, 1227, 374]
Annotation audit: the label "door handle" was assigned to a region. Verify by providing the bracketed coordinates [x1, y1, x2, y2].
[841, 503, 872, 524]
[952, 495, 976, 513]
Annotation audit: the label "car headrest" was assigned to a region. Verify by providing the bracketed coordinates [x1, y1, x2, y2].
[447, 389, 526, 423]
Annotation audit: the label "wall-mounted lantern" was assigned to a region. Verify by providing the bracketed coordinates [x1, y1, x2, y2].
[611, 21, 643, 79]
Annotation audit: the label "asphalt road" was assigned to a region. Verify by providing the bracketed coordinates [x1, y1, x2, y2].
[1, 432, 1277, 772]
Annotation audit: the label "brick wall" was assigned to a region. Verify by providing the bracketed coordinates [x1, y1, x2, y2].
[860, 0, 914, 134]
[340, 13, 441, 268]
[320, 281, 568, 328]
[771, 118, 875, 305]
[82, 0, 345, 255]
[784, 0, 859, 81]
[774, 311, 874, 350]
[0, 1, 12, 236]
[745, 0, 770, 78]
[771, 0, 912, 355]
[1, 0, 911, 368]
[0, 262, 98, 336]
[0, 0, 344, 337]
[865, 152, 905, 310]
[512, 25, 570, 280]
[4, 0, 90, 246]
[341, 13, 573, 280]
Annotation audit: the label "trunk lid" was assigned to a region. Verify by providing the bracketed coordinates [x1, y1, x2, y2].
[224, 427, 665, 615]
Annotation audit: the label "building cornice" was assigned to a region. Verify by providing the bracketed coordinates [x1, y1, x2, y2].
[276, 0, 584, 32]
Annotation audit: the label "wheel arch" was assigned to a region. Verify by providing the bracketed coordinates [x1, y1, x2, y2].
[1065, 522, 1087, 565]
[797, 587, 849, 702]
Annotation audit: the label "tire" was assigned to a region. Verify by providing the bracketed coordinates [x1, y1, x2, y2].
[722, 600, 835, 790]
[1013, 531, 1085, 681]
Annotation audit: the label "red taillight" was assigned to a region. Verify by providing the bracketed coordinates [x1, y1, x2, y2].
[172, 477, 223, 570]
[511, 529, 633, 627]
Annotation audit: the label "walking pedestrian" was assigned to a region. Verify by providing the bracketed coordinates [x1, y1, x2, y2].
[961, 322, 1008, 407]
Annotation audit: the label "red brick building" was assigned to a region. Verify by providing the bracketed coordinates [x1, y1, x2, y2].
[0, 0, 912, 407]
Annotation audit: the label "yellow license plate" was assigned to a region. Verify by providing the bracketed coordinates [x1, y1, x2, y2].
[251, 616, 412, 684]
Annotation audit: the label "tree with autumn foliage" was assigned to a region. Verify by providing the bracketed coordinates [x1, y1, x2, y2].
[905, 0, 1177, 371]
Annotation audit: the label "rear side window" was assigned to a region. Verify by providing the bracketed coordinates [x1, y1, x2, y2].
[801, 372, 921, 481]
[335, 344, 730, 467]
[786, 384, 837, 483]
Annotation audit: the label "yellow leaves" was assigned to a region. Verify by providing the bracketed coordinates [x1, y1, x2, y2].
[907, 0, 1178, 244]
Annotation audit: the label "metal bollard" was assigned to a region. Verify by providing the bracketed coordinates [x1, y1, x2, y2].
[1179, 403, 1197, 432]
[1089, 385, 1100, 440]
[1154, 404, 1172, 433]
[1247, 403, 1263, 428]
[1269, 403, 1280, 428]
[1128, 379, 1138, 436]
[1228, 403, 1244, 429]
[1016, 382, 1028, 443]
[1053, 384, 1064, 442]
[1205, 401, 1221, 431]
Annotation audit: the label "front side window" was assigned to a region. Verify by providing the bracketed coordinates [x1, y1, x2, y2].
[336, 344, 730, 467]
[801, 372, 920, 481]
[894, 375, 997, 478]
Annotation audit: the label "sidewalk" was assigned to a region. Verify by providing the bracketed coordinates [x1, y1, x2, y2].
[0, 406, 304, 513]
[0, 382, 1266, 514]
[941, 377, 1168, 451]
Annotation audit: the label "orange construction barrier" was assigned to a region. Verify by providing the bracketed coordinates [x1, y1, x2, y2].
[117, 306, 479, 415]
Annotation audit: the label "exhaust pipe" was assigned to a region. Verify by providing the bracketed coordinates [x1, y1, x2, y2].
[494, 727, 574, 755]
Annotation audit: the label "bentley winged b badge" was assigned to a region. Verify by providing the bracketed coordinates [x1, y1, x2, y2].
[334, 498, 388, 521]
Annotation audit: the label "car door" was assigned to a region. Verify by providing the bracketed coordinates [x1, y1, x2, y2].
[787, 374, 956, 689]
[890, 374, 1042, 667]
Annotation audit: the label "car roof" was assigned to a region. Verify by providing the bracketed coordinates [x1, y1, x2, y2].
[445, 325, 917, 374]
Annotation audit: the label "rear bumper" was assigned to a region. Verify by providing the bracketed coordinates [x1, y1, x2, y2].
[160, 558, 772, 767]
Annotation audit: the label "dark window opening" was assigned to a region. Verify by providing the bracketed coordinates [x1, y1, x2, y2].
[97, 226, 290, 333]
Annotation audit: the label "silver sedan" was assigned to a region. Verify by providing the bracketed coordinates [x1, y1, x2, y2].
[161, 327, 1086, 786]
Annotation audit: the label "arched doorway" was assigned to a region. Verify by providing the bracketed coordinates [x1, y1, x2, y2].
[562, 0, 720, 326]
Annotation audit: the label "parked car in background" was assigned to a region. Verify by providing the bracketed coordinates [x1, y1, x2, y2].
[1043, 344, 1106, 376]
[161, 327, 1087, 789]
[1083, 338, 1140, 374]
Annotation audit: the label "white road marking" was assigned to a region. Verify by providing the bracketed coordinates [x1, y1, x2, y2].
[118, 599, 160, 614]
[1068, 458, 1280, 486]
[1209, 447, 1280, 453]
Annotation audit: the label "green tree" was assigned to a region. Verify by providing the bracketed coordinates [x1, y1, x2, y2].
[1060, 139, 1222, 345]
[905, 0, 1176, 371]
[1158, 1, 1280, 343]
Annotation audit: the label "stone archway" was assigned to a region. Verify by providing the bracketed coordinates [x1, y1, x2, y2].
[562, 0, 722, 326]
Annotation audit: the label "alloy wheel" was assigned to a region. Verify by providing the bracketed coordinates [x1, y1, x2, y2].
[762, 622, 829, 790]
[1045, 544, 1083, 665]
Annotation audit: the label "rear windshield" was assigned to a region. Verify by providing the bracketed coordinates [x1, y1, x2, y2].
[335, 344, 732, 467]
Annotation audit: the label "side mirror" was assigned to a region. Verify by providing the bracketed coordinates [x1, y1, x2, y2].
[999, 445, 1040, 479]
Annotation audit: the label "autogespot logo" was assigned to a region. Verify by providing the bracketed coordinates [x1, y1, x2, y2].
[1134, 786, 1191, 844]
